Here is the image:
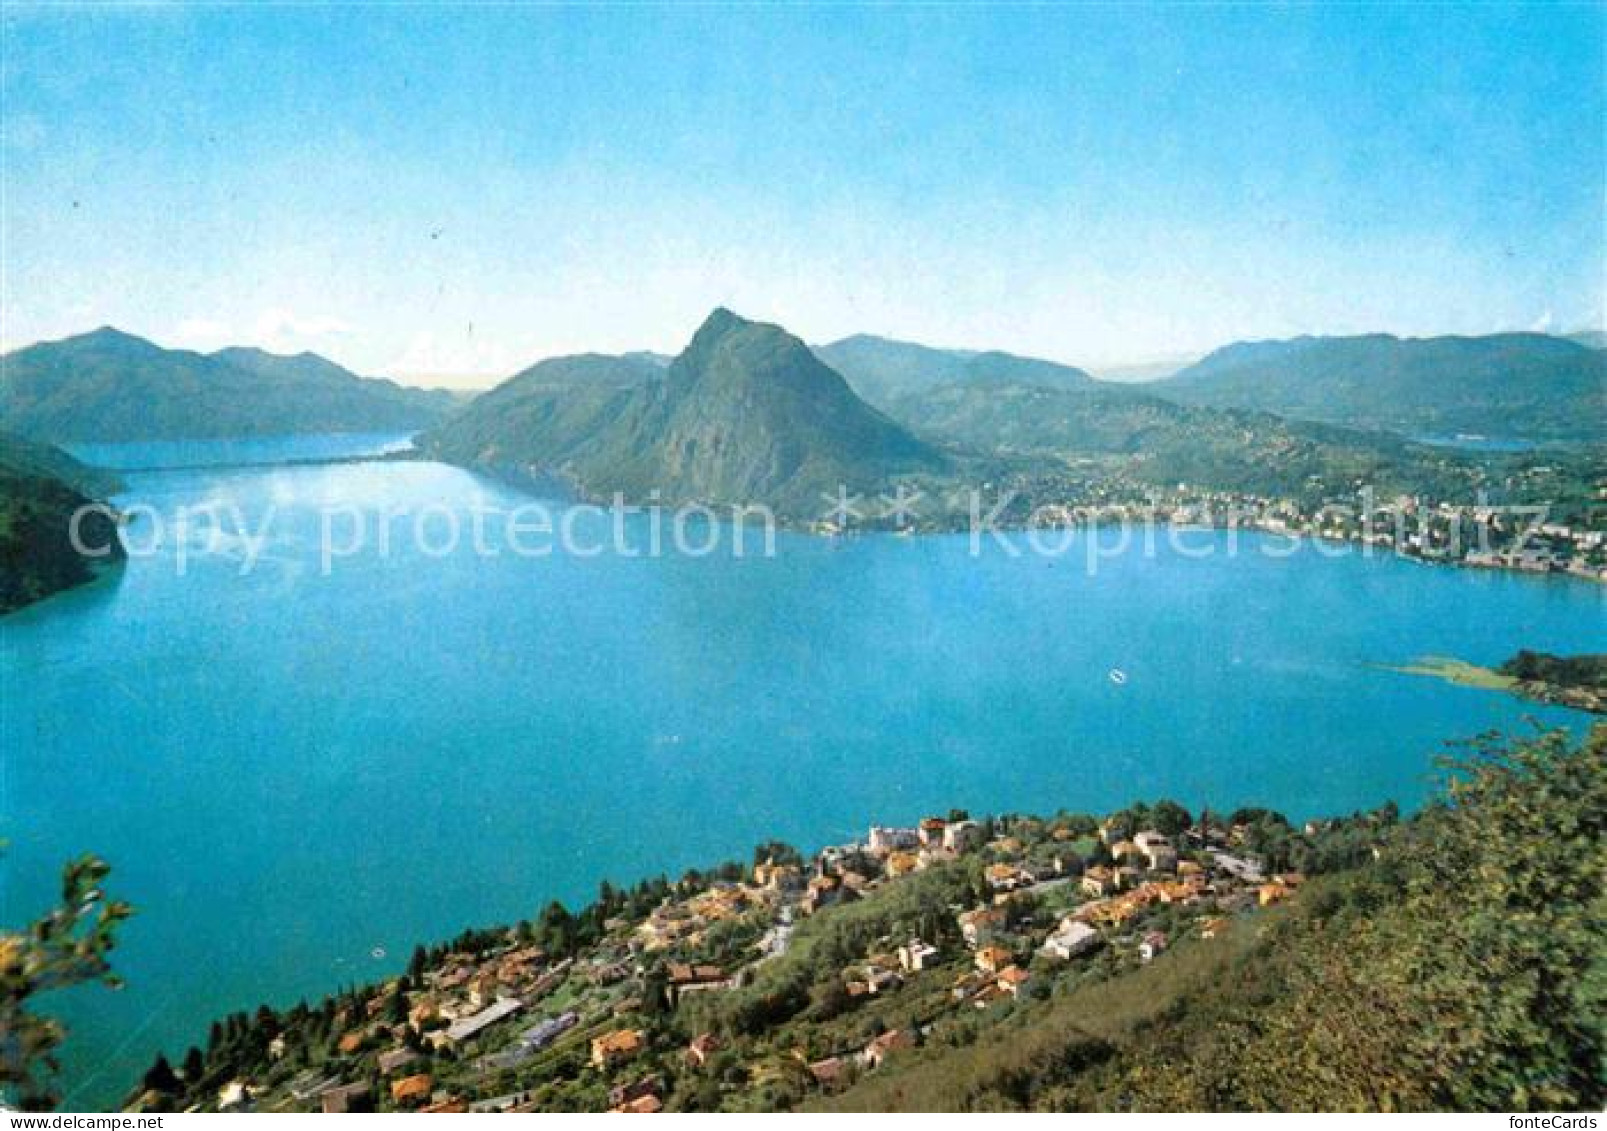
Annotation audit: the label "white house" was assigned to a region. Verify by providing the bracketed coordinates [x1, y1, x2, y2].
[898, 939, 940, 972]
[868, 826, 919, 854]
[1039, 920, 1100, 961]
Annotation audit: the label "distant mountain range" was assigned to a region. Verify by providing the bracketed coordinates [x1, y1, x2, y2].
[0, 430, 123, 612]
[0, 328, 456, 443]
[425, 310, 947, 518]
[5, 322, 1597, 456]
[1156, 332, 1606, 443]
[812, 334, 1094, 410]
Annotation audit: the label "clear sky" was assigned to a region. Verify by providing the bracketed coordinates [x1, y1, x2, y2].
[3, 2, 1603, 385]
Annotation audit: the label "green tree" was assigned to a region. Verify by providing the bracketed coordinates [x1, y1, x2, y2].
[140, 1054, 179, 1096]
[752, 841, 803, 870]
[0, 856, 132, 1110]
[386, 981, 408, 1026]
[1150, 800, 1192, 837]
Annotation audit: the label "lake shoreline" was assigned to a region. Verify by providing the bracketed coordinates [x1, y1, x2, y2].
[1379, 654, 1606, 715]
[436, 454, 1607, 587]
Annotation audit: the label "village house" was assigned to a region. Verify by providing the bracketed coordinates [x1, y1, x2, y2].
[1076, 893, 1144, 927]
[753, 857, 802, 891]
[862, 1028, 916, 1069]
[376, 1047, 418, 1076]
[636, 903, 698, 951]
[943, 819, 983, 853]
[407, 998, 440, 1032]
[1133, 830, 1178, 870]
[586, 958, 634, 986]
[1139, 930, 1169, 962]
[688, 883, 755, 923]
[970, 981, 1011, 1009]
[959, 904, 1008, 947]
[432, 963, 475, 993]
[319, 1082, 371, 1114]
[217, 1082, 252, 1112]
[1145, 876, 1204, 904]
[847, 964, 902, 997]
[809, 1056, 847, 1090]
[1081, 865, 1119, 898]
[838, 869, 874, 894]
[441, 994, 523, 1047]
[288, 1072, 342, 1103]
[984, 861, 1028, 892]
[1039, 919, 1100, 961]
[591, 1029, 646, 1070]
[868, 825, 919, 854]
[950, 969, 987, 1003]
[466, 971, 500, 1008]
[1109, 839, 1141, 864]
[975, 945, 1014, 974]
[470, 1090, 539, 1113]
[390, 1073, 433, 1107]
[898, 938, 940, 972]
[997, 965, 1032, 999]
[686, 1032, 722, 1069]
[1258, 880, 1294, 906]
[612, 1094, 664, 1114]
[667, 963, 735, 1004]
[608, 1076, 663, 1110]
[885, 850, 920, 878]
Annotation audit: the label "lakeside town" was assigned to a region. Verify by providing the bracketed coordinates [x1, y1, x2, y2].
[818, 466, 1607, 583]
[125, 802, 1371, 1113]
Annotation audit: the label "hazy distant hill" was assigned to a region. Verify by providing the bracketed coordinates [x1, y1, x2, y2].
[426, 310, 947, 517]
[1562, 330, 1607, 350]
[1155, 332, 1606, 443]
[1, 328, 455, 442]
[814, 334, 1094, 409]
[0, 430, 123, 612]
[885, 380, 1489, 500]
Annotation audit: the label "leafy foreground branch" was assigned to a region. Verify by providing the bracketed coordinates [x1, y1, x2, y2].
[1, 856, 132, 1110]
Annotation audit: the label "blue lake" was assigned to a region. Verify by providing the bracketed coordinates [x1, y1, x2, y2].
[2, 438, 1602, 1108]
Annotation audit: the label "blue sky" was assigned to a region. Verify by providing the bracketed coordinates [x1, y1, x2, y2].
[3, 3, 1602, 384]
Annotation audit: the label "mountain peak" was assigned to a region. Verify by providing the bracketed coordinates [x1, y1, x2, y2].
[72, 326, 157, 352]
[684, 307, 758, 353]
[699, 306, 749, 332]
[427, 309, 946, 518]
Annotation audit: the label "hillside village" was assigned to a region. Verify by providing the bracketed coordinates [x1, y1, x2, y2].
[127, 802, 1363, 1114]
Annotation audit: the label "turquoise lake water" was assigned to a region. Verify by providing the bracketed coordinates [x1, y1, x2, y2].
[2, 438, 1602, 1108]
